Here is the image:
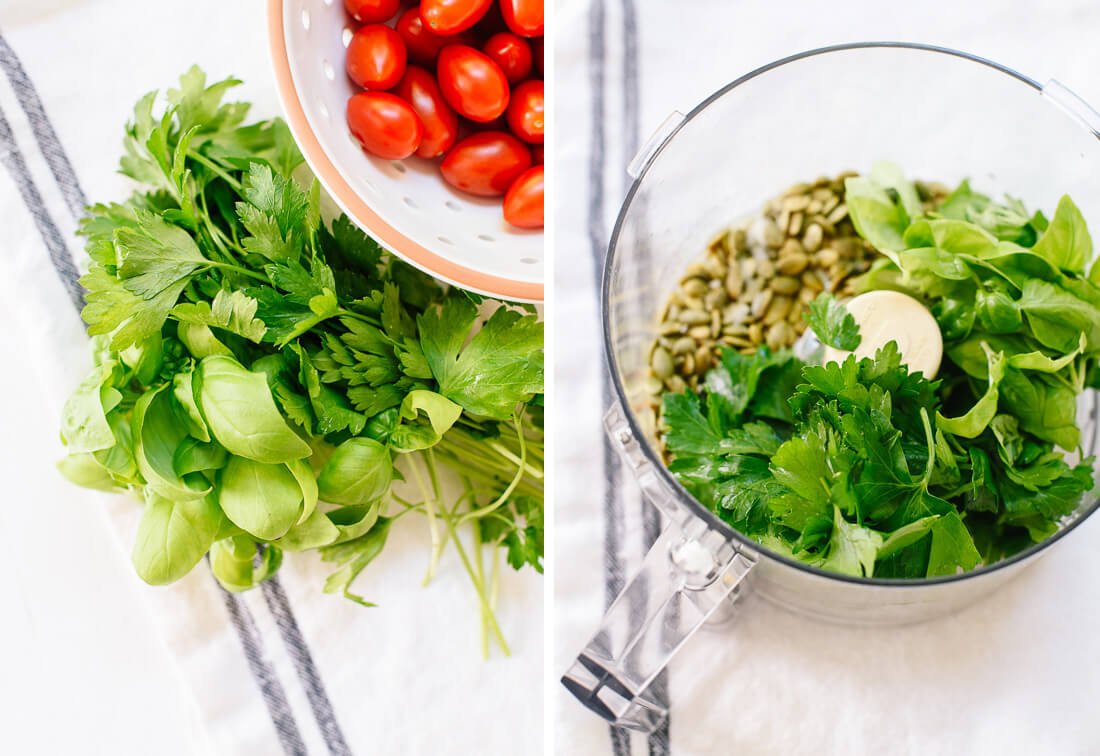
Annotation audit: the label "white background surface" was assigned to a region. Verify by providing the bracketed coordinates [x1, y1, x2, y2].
[0, 1, 542, 754]
[553, 1, 1100, 754]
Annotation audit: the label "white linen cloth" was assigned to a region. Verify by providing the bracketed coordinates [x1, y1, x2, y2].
[553, 1, 1100, 754]
[0, 2, 542, 754]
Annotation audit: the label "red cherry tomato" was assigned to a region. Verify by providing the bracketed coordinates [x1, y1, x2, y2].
[440, 131, 531, 196]
[437, 46, 510, 123]
[503, 165, 543, 228]
[393, 66, 459, 159]
[532, 37, 544, 75]
[396, 8, 473, 65]
[347, 92, 424, 160]
[500, 0, 543, 37]
[345, 0, 400, 23]
[481, 33, 533, 84]
[506, 80, 543, 144]
[531, 144, 543, 164]
[420, 0, 492, 35]
[346, 25, 407, 91]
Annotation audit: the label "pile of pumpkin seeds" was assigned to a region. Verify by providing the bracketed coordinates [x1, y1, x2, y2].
[646, 172, 950, 403]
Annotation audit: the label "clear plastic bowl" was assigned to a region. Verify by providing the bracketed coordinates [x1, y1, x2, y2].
[565, 42, 1100, 733]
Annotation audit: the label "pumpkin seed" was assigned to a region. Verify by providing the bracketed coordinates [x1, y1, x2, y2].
[694, 346, 713, 372]
[731, 227, 748, 253]
[748, 322, 763, 345]
[801, 270, 824, 292]
[802, 223, 823, 252]
[723, 303, 750, 325]
[666, 376, 687, 394]
[762, 295, 792, 325]
[770, 276, 801, 296]
[724, 266, 744, 298]
[751, 289, 774, 319]
[672, 337, 696, 355]
[643, 375, 664, 395]
[679, 309, 710, 325]
[766, 321, 794, 350]
[681, 278, 708, 298]
[777, 252, 809, 276]
[757, 258, 775, 279]
[721, 335, 753, 348]
[788, 211, 803, 236]
[704, 290, 730, 312]
[815, 248, 839, 267]
[783, 194, 811, 212]
[826, 203, 848, 225]
[678, 352, 695, 376]
[688, 325, 712, 340]
[651, 346, 673, 378]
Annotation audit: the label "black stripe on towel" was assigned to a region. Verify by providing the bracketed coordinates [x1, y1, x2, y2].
[262, 576, 352, 756]
[586, 2, 632, 754]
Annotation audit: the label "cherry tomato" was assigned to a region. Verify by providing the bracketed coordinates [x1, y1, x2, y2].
[344, 0, 401, 23]
[393, 66, 459, 159]
[506, 80, 543, 144]
[503, 165, 543, 228]
[481, 33, 533, 84]
[396, 8, 473, 65]
[346, 25, 407, 91]
[347, 92, 424, 159]
[532, 37, 544, 75]
[420, 0, 492, 35]
[437, 46, 510, 122]
[500, 0, 543, 37]
[532, 144, 543, 164]
[441, 131, 531, 196]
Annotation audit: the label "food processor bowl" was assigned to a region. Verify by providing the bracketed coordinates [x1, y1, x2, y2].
[562, 42, 1100, 733]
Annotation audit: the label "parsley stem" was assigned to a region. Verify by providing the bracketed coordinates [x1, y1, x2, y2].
[445, 515, 510, 657]
[407, 453, 444, 586]
[456, 412, 528, 525]
[189, 150, 242, 191]
[209, 261, 269, 283]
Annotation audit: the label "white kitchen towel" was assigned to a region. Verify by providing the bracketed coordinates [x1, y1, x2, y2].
[0, 2, 542, 755]
[553, 1, 1100, 755]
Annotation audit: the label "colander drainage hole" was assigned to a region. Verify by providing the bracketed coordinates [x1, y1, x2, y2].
[322, 60, 335, 81]
[322, 0, 333, 5]
[300, 8, 311, 30]
[342, 27, 354, 47]
[478, 234, 495, 242]
[437, 236, 454, 245]
[317, 101, 330, 121]
[403, 196, 417, 208]
[445, 200, 462, 212]
[391, 161, 407, 174]
[520, 257, 538, 265]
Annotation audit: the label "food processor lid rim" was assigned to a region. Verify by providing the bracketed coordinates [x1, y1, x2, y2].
[601, 40, 1100, 588]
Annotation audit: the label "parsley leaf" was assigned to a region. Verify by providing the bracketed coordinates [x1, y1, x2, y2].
[805, 293, 861, 350]
[418, 295, 543, 420]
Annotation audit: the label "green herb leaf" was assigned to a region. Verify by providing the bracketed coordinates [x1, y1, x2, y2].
[805, 293, 861, 350]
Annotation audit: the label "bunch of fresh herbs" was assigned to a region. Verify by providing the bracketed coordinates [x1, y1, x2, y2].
[58, 68, 543, 655]
[662, 163, 1098, 578]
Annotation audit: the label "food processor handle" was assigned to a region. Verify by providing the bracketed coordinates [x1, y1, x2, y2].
[560, 405, 757, 733]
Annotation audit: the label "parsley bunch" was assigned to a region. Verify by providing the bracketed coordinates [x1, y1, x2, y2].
[663, 164, 1100, 579]
[58, 68, 543, 655]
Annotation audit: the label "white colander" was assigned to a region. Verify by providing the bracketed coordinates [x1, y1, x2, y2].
[267, 0, 543, 302]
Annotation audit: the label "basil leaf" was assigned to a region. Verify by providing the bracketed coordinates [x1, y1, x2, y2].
[1032, 194, 1091, 274]
[132, 489, 225, 585]
[318, 437, 393, 506]
[197, 354, 312, 463]
[218, 456, 304, 540]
